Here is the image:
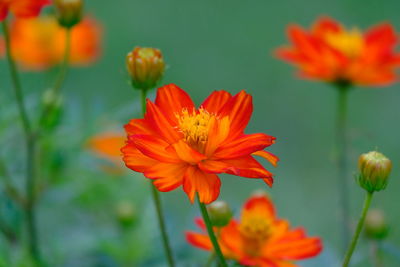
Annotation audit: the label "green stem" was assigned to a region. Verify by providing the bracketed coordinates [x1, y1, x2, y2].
[2, 20, 40, 262]
[197, 197, 228, 267]
[53, 28, 71, 96]
[139, 89, 175, 267]
[335, 83, 350, 249]
[342, 191, 374, 267]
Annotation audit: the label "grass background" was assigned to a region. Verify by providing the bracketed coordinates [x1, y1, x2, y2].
[1, 0, 399, 266]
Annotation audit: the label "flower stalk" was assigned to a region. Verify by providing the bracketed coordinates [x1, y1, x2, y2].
[197, 196, 228, 267]
[140, 89, 175, 267]
[2, 19, 39, 262]
[342, 191, 374, 267]
[335, 82, 351, 249]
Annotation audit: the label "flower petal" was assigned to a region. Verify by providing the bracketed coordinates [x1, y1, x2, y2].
[201, 90, 232, 114]
[130, 134, 180, 163]
[214, 133, 275, 159]
[121, 143, 158, 172]
[144, 162, 187, 192]
[204, 116, 230, 157]
[155, 84, 195, 125]
[145, 100, 182, 144]
[172, 140, 207, 164]
[185, 232, 212, 251]
[242, 194, 276, 222]
[124, 118, 156, 136]
[219, 90, 253, 138]
[252, 150, 279, 167]
[183, 166, 221, 204]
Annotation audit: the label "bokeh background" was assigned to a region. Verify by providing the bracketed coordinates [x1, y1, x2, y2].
[1, 0, 400, 266]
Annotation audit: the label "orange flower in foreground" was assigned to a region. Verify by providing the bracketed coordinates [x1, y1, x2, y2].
[3, 15, 101, 70]
[276, 16, 400, 86]
[0, 0, 49, 21]
[122, 84, 278, 204]
[187, 194, 323, 266]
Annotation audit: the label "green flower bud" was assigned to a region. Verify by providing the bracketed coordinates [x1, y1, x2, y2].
[364, 209, 389, 240]
[39, 89, 63, 132]
[207, 201, 233, 227]
[115, 201, 137, 229]
[54, 0, 83, 28]
[126, 47, 165, 90]
[358, 151, 392, 193]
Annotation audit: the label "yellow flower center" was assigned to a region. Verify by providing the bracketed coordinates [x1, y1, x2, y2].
[325, 28, 364, 57]
[177, 108, 214, 151]
[239, 215, 272, 256]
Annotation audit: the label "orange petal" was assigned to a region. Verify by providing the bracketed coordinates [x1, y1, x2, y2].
[131, 134, 180, 163]
[9, 0, 49, 18]
[242, 194, 276, 222]
[252, 150, 279, 167]
[121, 143, 158, 172]
[172, 140, 207, 164]
[204, 116, 230, 157]
[155, 84, 195, 125]
[312, 16, 341, 36]
[219, 90, 252, 138]
[183, 166, 221, 204]
[186, 232, 212, 251]
[144, 162, 187, 192]
[214, 133, 275, 159]
[145, 100, 182, 144]
[0, 2, 8, 20]
[88, 133, 125, 159]
[201, 90, 232, 114]
[124, 118, 156, 136]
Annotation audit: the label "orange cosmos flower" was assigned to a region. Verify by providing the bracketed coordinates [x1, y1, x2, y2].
[3, 15, 101, 70]
[87, 132, 126, 174]
[186, 194, 323, 266]
[276, 16, 400, 86]
[122, 84, 278, 204]
[0, 0, 49, 21]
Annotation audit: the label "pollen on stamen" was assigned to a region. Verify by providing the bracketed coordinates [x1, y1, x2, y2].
[176, 108, 215, 151]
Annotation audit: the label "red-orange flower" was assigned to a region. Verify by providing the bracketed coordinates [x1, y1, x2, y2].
[276, 16, 400, 86]
[186, 194, 323, 266]
[0, 0, 49, 21]
[2, 15, 101, 70]
[122, 84, 278, 204]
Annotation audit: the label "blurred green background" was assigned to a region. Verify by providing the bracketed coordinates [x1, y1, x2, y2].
[1, 0, 400, 266]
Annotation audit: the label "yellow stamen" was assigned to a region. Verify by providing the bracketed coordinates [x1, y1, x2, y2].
[177, 108, 214, 151]
[325, 28, 364, 57]
[239, 215, 272, 256]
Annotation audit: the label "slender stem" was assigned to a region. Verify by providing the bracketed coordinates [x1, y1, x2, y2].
[53, 28, 71, 96]
[197, 197, 228, 267]
[335, 83, 350, 249]
[0, 157, 25, 206]
[370, 241, 383, 267]
[342, 191, 374, 267]
[139, 89, 175, 266]
[2, 20, 40, 261]
[206, 253, 216, 267]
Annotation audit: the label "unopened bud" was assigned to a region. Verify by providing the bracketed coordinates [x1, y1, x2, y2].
[207, 201, 232, 227]
[40, 89, 63, 131]
[126, 47, 165, 90]
[115, 201, 136, 228]
[358, 151, 392, 193]
[364, 209, 389, 240]
[54, 0, 83, 28]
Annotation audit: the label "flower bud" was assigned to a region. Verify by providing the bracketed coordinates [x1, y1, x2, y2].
[115, 201, 137, 229]
[358, 151, 392, 192]
[207, 201, 233, 227]
[364, 209, 389, 240]
[39, 89, 63, 132]
[54, 0, 83, 28]
[126, 47, 165, 90]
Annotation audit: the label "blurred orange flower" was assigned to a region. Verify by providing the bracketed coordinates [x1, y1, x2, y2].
[122, 84, 278, 204]
[3, 15, 101, 70]
[0, 0, 49, 21]
[276, 16, 400, 86]
[87, 132, 126, 174]
[186, 194, 323, 266]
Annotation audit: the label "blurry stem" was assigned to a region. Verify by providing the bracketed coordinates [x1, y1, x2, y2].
[2, 20, 40, 262]
[52, 28, 71, 96]
[343, 191, 373, 267]
[197, 197, 228, 267]
[335, 83, 350, 250]
[206, 253, 216, 267]
[370, 241, 383, 267]
[0, 215, 17, 244]
[0, 158, 25, 207]
[140, 89, 175, 267]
